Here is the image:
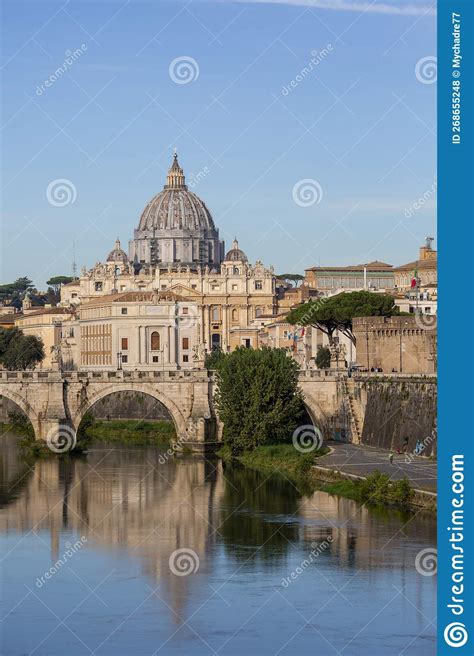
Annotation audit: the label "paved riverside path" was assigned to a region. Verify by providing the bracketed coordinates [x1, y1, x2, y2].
[315, 442, 437, 493]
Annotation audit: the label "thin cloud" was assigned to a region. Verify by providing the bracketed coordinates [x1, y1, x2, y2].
[213, 0, 436, 17]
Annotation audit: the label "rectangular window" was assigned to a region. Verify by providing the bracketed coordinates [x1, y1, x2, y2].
[232, 284, 238, 291]
[183, 355, 189, 363]
[182, 337, 189, 350]
[152, 355, 159, 363]
[121, 308, 127, 315]
[191, 284, 197, 289]
[121, 338, 128, 350]
[122, 355, 128, 363]
[95, 282, 103, 291]
[255, 280, 263, 290]
[120, 285, 126, 291]
[182, 307, 189, 315]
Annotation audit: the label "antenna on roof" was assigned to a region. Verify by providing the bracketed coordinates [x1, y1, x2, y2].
[72, 241, 77, 279]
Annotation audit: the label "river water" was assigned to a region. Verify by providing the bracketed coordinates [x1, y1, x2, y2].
[0, 436, 436, 655]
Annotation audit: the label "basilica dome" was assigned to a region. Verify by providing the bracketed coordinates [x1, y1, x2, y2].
[138, 154, 216, 232]
[129, 153, 224, 269]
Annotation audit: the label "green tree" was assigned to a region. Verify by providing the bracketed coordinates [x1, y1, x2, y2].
[0, 277, 34, 308]
[214, 347, 305, 455]
[0, 330, 44, 370]
[46, 276, 74, 294]
[287, 290, 400, 346]
[315, 345, 331, 369]
[0, 327, 22, 357]
[204, 348, 224, 370]
[276, 273, 304, 288]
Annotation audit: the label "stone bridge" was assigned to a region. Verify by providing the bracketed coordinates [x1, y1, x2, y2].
[0, 369, 344, 451]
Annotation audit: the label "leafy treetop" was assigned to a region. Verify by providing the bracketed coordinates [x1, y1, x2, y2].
[286, 291, 401, 345]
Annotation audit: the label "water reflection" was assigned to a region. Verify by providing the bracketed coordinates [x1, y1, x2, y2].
[0, 435, 436, 655]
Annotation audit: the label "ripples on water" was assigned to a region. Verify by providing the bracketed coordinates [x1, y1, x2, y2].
[0, 434, 436, 655]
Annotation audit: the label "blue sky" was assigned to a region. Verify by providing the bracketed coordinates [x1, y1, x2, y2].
[1, 0, 436, 288]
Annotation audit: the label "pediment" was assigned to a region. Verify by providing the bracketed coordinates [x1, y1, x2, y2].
[168, 283, 203, 299]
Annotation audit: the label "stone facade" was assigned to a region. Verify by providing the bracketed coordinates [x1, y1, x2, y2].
[352, 316, 437, 374]
[304, 261, 394, 293]
[72, 291, 200, 370]
[61, 245, 276, 354]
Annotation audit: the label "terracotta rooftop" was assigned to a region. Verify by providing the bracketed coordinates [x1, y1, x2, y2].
[17, 307, 73, 318]
[393, 258, 437, 272]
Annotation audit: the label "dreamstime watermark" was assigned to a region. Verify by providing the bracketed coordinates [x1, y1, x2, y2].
[281, 537, 333, 587]
[415, 56, 437, 84]
[36, 45, 88, 96]
[46, 179, 77, 207]
[158, 435, 187, 465]
[281, 45, 333, 96]
[46, 424, 77, 453]
[404, 180, 437, 218]
[169, 548, 200, 576]
[404, 429, 437, 464]
[35, 536, 87, 588]
[169, 56, 199, 85]
[173, 304, 199, 331]
[414, 310, 437, 331]
[188, 166, 210, 189]
[292, 424, 323, 453]
[292, 179, 323, 207]
[415, 547, 437, 576]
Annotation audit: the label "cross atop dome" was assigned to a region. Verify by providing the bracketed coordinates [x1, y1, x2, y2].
[165, 151, 186, 189]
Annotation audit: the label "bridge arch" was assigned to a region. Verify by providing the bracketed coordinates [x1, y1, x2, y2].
[0, 388, 38, 433]
[71, 383, 188, 440]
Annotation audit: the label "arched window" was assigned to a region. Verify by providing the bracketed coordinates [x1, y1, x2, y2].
[150, 331, 160, 351]
[233, 267, 239, 275]
[212, 306, 219, 321]
[255, 307, 262, 317]
[231, 308, 238, 321]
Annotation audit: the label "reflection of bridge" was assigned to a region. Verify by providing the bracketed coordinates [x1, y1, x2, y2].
[0, 369, 342, 449]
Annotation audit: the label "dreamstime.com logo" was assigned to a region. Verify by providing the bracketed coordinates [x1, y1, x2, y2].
[415, 547, 437, 576]
[46, 179, 77, 207]
[415, 56, 437, 84]
[444, 622, 468, 648]
[292, 424, 323, 453]
[169, 56, 199, 84]
[46, 424, 77, 453]
[169, 548, 200, 576]
[292, 179, 323, 207]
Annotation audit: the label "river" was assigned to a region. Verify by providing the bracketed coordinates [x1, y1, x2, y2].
[0, 435, 436, 655]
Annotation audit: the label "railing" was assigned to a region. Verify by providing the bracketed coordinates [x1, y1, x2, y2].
[0, 368, 213, 383]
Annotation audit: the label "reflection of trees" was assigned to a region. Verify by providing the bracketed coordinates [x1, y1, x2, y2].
[0, 434, 34, 508]
[218, 463, 300, 564]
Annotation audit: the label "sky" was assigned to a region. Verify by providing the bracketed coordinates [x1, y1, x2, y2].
[1, 0, 437, 288]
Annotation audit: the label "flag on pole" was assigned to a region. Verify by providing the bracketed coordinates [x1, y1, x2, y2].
[411, 266, 419, 288]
